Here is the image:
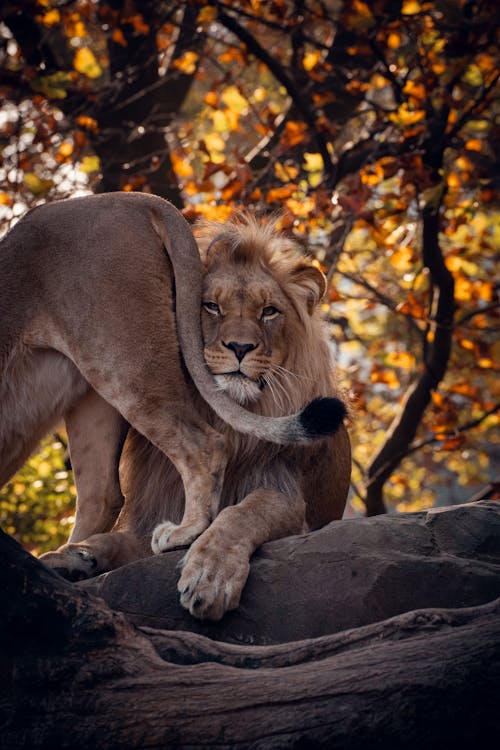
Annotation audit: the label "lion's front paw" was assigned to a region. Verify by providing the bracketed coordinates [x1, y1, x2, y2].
[177, 531, 250, 620]
[151, 518, 209, 553]
[40, 545, 98, 582]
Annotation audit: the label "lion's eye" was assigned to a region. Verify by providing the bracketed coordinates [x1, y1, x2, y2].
[261, 305, 280, 319]
[203, 301, 221, 315]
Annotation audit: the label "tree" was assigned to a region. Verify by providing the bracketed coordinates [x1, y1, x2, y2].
[0, 1, 499, 540]
[2, 501, 500, 748]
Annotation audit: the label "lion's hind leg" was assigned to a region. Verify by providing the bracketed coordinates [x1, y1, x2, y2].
[66, 389, 129, 544]
[40, 529, 147, 581]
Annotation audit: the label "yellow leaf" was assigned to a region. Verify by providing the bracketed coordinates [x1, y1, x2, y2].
[221, 86, 248, 114]
[303, 153, 323, 172]
[197, 6, 218, 25]
[463, 64, 483, 88]
[386, 351, 416, 369]
[39, 9, 61, 26]
[74, 47, 102, 79]
[173, 51, 198, 75]
[389, 103, 426, 127]
[285, 196, 315, 217]
[23, 173, 54, 196]
[371, 73, 390, 89]
[59, 142, 73, 158]
[274, 162, 298, 181]
[211, 110, 229, 132]
[80, 155, 100, 173]
[403, 80, 426, 101]
[204, 132, 225, 153]
[38, 461, 52, 478]
[303, 51, 321, 71]
[402, 0, 420, 14]
[192, 204, 234, 222]
[390, 245, 414, 270]
[224, 108, 240, 131]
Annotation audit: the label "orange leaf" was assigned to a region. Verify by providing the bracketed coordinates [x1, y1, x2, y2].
[221, 180, 243, 201]
[370, 366, 400, 389]
[38, 9, 60, 26]
[0, 192, 13, 206]
[387, 32, 401, 49]
[360, 162, 385, 186]
[112, 28, 127, 47]
[281, 121, 309, 148]
[438, 434, 466, 451]
[265, 185, 298, 203]
[76, 115, 99, 133]
[125, 14, 150, 35]
[173, 51, 198, 75]
[450, 382, 479, 399]
[396, 293, 426, 319]
[171, 152, 193, 179]
[58, 142, 73, 158]
[204, 91, 218, 107]
[465, 139, 483, 152]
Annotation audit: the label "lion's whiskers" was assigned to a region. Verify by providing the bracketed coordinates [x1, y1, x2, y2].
[262, 372, 288, 413]
[273, 364, 313, 383]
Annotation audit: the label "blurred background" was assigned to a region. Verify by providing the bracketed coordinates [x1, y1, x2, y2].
[0, 0, 498, 553]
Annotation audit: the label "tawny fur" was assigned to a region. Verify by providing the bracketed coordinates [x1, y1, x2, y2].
[1, 200, 350, 620]
[42, 215, 351, 619]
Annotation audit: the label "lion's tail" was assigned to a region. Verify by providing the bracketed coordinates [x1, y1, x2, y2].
[150, 200, 347, 445]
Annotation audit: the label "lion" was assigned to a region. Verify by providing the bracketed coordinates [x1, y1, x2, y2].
[0, 192, 350, 620]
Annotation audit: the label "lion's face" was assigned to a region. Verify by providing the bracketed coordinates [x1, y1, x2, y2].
[202, 264, 291, 404]
[199, 221, 327, 408]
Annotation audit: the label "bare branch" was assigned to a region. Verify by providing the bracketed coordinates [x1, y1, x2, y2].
[366, 401, 500, 489]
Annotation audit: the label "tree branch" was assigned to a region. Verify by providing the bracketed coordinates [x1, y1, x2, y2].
[216, 4, 336, 182]
[366, 401, 500, 490]
[364, 180, 455, 515]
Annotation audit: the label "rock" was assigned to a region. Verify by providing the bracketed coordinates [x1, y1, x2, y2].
[80, 500, 500, 644]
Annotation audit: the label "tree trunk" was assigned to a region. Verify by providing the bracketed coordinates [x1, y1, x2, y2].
[2, 500, 499, 748]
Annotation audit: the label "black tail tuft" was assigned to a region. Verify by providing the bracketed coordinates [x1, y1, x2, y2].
[300, 397, 347, 438]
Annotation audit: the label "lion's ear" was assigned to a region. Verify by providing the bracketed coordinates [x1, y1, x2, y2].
[289, 263, 327, 315]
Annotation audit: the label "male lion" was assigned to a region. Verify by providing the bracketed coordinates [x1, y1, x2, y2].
[1, 192, 350, 620]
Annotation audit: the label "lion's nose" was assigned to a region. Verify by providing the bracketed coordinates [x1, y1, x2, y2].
[223, 341, 257, 362]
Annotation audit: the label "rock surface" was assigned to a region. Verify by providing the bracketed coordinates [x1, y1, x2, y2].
[81, 500, 500, 644]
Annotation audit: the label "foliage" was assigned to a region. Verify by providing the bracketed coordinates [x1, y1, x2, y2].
[0, 437, 75, 553]
[0, 1, 498, 543]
